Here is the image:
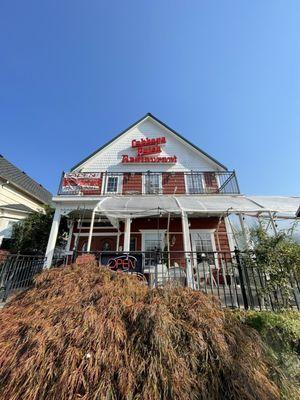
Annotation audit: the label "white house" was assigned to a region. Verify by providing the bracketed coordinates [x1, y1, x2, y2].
[0, 155, 52, 247]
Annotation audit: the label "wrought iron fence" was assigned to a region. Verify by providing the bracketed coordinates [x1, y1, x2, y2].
[1, 250, 299, 311]
[70, 249, 300, 311]
[0, 255, 45, 302]
[58, 171, 240, 196]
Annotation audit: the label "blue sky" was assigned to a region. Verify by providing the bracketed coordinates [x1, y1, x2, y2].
[1, 1, 299, 195]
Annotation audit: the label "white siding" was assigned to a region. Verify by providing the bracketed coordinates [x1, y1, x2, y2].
[0, 183, 43, 212]
[0, 180, 44, 244]
[74, 118, 224, 173]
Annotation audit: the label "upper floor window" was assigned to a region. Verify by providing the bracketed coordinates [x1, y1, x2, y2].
[186, 173, 204, 194]
[106, 176, 119, 193]
[144, 173, 162, 194]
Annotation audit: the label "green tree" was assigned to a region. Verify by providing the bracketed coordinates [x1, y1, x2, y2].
[244, 227, 300, 308]
[10, 206, 67, 255]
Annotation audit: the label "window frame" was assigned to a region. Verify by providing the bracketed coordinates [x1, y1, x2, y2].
[142, 173, 162, 194]
[190, 229, 216, 251]
[140, 229, 166, 252]
[184, 172, 206, 194]
[189, 229, 217, 265]
[105, 175, 122, 194]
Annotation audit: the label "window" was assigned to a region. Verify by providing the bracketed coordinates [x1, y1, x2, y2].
[144, 174, 161, 194]
[106, 176, 119, 193]
[130, 237, 136, 251]
[2, 220, 18, 239]
[142, 230, 166, 266]
[143, 232, 165, 252]
[186, 173, 204, 194]
[191, 231, 215, 264]
[192, 232, 214, 252]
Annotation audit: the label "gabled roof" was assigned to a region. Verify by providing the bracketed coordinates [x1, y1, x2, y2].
[71, 113, 228, 171]
[0, 155, 52, 205]
[0, 203, 33, 213]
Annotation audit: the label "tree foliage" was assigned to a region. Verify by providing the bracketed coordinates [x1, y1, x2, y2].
[236, 310, 300, 399]
[10, 206, 67, 255]
[244, 227, 300, 308]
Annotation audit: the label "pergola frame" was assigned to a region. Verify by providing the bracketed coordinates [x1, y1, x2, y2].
[45, 198, 300, 290]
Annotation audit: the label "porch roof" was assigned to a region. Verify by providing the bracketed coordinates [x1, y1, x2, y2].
[53, 194, 300, 218]
[96, 195, 270, 218]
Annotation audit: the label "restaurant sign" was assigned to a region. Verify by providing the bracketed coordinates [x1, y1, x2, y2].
[61, 172, 101, 194]
[122, 136, 177, 164]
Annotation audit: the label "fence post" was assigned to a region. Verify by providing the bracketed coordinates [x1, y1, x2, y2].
[234, 248, 249, 310]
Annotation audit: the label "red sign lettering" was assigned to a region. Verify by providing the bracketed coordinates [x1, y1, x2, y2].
[122, 155, 177, 164]
[122, 136, 177, 164]
[132, 137, 166, 148]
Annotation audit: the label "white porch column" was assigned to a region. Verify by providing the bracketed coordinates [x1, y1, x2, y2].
[87, 208, 96, 252]
[123, 217, 131, 252]
[116, 220, 120, 251]
[181, 211, 194, 288]
[44, 207, 61, 268]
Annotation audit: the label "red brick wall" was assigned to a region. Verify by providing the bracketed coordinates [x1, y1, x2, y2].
[214, 220, 230, 252]
[162, 172, 186, 194]
[74, 236, 117, 252]
[204, 172, 219, 193]
[69, 172, 223, 196]
[70, 216, 230, 254]
[122, 173, 142, 194]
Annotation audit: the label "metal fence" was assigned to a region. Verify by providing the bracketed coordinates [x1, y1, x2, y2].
[70, 249, 300, 311]
[0, 255, 45, 302]
[1, 250, 299, 311]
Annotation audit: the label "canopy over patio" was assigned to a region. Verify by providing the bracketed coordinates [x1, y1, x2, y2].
[90, 195, 300, 219]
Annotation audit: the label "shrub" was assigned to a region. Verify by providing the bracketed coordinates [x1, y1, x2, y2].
[235, 310, 300, 399]
[10, 206, 68, 255]
[0, 263, 282, 400]
[242, 227, 300, 308]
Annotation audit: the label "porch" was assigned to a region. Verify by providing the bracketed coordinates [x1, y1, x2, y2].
[46, 193, 282, 270]
[43, 194, 300, 309]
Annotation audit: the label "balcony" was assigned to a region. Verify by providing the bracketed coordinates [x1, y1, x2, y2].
[57, 171, 240, 196]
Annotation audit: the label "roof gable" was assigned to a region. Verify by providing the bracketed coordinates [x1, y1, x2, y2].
[71, 113, 227, 172]
[0, 155, 52, 204]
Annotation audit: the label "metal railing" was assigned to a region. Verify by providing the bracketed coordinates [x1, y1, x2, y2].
[2, 249, 298, 311]
[0, 255, 45, 302]
[68, 249, 300, 311]
[57, 171, 240, 196]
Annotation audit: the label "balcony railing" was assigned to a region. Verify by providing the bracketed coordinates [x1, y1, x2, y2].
[58, 171, 240, 196]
